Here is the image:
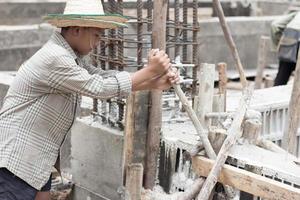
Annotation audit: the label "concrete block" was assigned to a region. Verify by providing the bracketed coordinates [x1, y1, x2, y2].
[61, 117, 124, 200]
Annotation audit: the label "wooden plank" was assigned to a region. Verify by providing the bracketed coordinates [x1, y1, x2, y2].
[192, 156, 300, 200]
[144, 0, 168, 189]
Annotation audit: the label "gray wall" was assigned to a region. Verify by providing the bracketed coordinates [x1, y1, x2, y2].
[197, 16, 280, 71]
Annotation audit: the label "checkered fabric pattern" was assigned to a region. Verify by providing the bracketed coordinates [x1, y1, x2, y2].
[0, 31, 132, 190]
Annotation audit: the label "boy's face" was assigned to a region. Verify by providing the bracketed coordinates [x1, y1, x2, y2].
[74, 27, 102, 55]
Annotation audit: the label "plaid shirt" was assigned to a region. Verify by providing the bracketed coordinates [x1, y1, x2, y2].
[0, 31, 132, 190]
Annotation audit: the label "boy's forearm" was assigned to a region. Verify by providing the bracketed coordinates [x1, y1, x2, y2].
[132, 79, 155, 91]
[131, 67, 156, 91]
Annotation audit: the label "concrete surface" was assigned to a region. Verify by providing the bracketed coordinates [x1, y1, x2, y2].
[61, 117, 125, 200]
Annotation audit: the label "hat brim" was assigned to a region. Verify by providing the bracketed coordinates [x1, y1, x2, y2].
[43, 14, 128, 29]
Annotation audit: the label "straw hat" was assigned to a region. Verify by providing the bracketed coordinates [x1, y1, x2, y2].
[43, 0, 128, 29]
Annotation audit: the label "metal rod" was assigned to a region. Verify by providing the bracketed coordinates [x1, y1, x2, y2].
[192, 0, 199, 101]
[182, 0, 188, 63]
[174, 0, 180, 58]
[137, 0, 143, 69]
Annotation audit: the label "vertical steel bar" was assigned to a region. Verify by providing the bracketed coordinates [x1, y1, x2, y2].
[100, 29, 107, 123]
[108, 0, 117, 126]
[182, 0, 188, 63]
[192, 0, 199, 100]
[108, 0, 116, 70]
[137, 0, 143, 69]
[117, 0, 125, 129]
[174, 0, 180, 58]
[147, 0, 152, 32]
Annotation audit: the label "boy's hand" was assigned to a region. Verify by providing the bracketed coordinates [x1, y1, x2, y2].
[147, 49, 171, 75]
[153, 67, 180, 90]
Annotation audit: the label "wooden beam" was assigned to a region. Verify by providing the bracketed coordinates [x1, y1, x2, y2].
[192, 156, 300, 200]
[144, 0, 168, 189]
[283, 46, 300, 155]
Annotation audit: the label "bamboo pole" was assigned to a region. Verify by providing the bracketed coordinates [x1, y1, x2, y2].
[212, 0, 247, 88]
[144, 0, 168, 189]
[174, 84, 217, 159]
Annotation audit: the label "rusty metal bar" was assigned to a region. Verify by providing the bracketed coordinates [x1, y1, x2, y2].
[182, 0, 188, 63]
[174, 0, 180, 58]
[192, 0, 199, 100]
[137, 0, 143, 69]
[147, 0, 152, 32]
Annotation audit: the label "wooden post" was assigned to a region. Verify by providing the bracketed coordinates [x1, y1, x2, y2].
[218, 62, 227, 99]
[195, 63, 215, 126]
[264, 75, 274, 88]
[126, 163, 144, 200]
[123, 94, 135, 181]
[242, 118, 262, 144]
[255, 36, 269, 89]
[197, 88, 253, 200]
[144, 0, 168, 189]
[212, 63, 227, 126]
[282, 46, 300, 155]
[123, 92, 150, 183]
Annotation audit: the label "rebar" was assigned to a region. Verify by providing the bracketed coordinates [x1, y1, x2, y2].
[192, 0, 199, 100]
[147, 0, 152, 32]
[91, 0, 201, 129]
[182, 0, 188, 63]
[137, 0, 143, 69]
[174, 0, 180, 58]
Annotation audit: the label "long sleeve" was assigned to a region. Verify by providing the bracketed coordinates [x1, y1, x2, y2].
[48, 54, 131, 99]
